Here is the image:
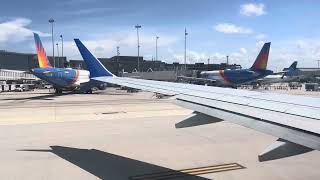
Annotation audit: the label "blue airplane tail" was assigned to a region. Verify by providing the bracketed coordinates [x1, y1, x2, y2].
[284, 61, 298, 76]
[74, 39, 115, 78]
[288, 61, 297, 71]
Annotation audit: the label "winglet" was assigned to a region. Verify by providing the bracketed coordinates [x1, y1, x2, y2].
[33, 33, 52, 68]
[74, 39, 115, 78]
[250, 42, 271, 70]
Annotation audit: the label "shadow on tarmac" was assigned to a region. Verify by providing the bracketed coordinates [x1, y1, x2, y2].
[18, 146, 209, 180]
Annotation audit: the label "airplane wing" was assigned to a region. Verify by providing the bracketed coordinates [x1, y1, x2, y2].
[94, 76, 320, 161]
[75, 38, 320, 161]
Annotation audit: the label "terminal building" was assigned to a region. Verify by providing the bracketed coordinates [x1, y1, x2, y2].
[0, 49, 240, 82]
[69, 56, 240, 75]
[69, 56, 240, 81]
[0, 50, 67, 71]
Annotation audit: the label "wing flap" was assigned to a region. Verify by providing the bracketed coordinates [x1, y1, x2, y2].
[175, 98, 320, 151]
[175, 94, 320, 134]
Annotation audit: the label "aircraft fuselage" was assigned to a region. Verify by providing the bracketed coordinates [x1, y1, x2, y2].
[200, 69, 273, 86]
[31, 68, 90, 89]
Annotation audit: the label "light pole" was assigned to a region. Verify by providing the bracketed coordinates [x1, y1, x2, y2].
[184, 28, 188, 70]
[135, 24, 142, 72]
[60, 35, 63, 57]
[56, 43, 59, 68]
[155, 36, 159, 61]
[49, 18, 55, 67]
[60, 34, 64, 67]
[317, 60, 320, 69]
[117, 46, 120, 75]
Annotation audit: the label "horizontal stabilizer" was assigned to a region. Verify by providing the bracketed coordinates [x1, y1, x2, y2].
[258, 139, 313, 162]
[175, 112, 223, 128]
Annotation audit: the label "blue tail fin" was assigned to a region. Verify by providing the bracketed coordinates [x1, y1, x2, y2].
[74, 39, 115, 78]
[284, 61, 298, 76]
[288, 61, 297, 71]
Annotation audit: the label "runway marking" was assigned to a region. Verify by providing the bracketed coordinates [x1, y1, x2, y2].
[129, 163, 245, 180]
[101, 111, 126, 115]
[0, 100, 171, 109]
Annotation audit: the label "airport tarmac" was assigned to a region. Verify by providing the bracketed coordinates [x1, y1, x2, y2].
[0, 88, 319, 180]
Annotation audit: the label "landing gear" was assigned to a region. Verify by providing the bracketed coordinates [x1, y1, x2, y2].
[86, 89, 93, 94]
[54, 88, 63, 94]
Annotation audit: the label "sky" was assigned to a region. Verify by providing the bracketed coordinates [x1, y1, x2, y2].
[0, 0, 320, 71]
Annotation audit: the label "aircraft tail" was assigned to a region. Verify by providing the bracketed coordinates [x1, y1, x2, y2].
[288, 61, 298, 71]
[33, 33, 52, 68]
[250, 42, 271, 70]
[283, 61, 298, 77]
[74, 39, 115, 78]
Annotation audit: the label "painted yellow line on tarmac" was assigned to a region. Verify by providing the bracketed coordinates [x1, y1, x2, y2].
[129, 163, 245, 180]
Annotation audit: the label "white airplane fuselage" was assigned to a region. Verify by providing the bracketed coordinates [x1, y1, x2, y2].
[260, 74, 299, 84]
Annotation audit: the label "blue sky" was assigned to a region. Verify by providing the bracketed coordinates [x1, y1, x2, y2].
[1, 0, 320, 70]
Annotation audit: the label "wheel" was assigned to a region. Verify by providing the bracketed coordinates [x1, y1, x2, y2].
[55, 89, 62, 94]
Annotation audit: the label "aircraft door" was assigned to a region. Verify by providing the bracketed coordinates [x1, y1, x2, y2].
[58, 71, 63, 78]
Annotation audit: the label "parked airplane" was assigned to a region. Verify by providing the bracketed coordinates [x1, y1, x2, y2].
[258, 61, 299, 84]
[31, 33, 107, 94]
[74, 38, 320, 162]
[180, 42, 273, 87]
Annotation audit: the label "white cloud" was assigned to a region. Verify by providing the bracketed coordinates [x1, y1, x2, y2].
[167, 39, 320, 71]
[214, 23, 253, 34]
[168, 49, 210, 64]
[42, 31, 178, 60]
[256, 40, 265, 48]
[240, 3, 266, 16]
[240, 48, 247, 54]
[166, 48, 249, 66]
[253, 39, 320, 71]
[106, 31, 177, 48]
[255, 33, 266, 40]
[48, 36, 320, 71]
[0, 18, 49, 45]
